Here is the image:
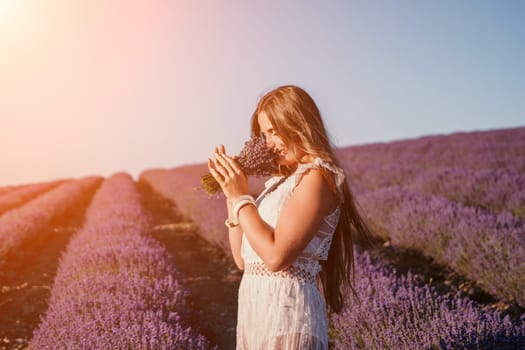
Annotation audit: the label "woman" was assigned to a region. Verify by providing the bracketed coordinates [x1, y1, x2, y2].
[208, 85, 372, 349]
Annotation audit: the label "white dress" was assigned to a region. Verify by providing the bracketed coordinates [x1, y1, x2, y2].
[236, 157, 345, 350]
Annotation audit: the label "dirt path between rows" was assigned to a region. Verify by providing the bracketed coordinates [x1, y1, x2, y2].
[2, 178, 518, 350]
[138, 180, 242, 350]
[0, 187, 98, 350]
[137, 179, 525, 349]
[0, 180, 239, 350]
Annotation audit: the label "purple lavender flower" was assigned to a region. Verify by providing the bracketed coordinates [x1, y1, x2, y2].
[201, 136, 279, 195]
[29, 173, 216, 349]
[0, 177, 102, 265]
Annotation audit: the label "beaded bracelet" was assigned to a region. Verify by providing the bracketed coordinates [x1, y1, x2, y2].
[231, 195, 256, 225]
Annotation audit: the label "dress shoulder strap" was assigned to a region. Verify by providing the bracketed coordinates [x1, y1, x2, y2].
[263, 176, 283, 190]
[255, 175, 288, 203]
[290, 157, 346, 203]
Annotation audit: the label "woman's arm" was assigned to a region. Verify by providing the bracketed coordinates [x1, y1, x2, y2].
[207, 145, 248, 271]
[226, 200, 244, 270]
[237, 168, 336, 271]
[208, 147, 336, 272]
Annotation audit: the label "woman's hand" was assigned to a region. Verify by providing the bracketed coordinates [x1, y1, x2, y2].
[207, 144, 249, 202]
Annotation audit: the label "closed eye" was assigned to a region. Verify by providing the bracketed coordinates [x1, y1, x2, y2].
[261, 128, 278, 140]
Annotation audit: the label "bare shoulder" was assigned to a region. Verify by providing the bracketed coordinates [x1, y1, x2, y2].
[294, 167, 325, 188]
[293, 167, 338, 212]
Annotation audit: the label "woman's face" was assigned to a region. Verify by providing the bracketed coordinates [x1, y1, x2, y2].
[258, 111, 302, 166]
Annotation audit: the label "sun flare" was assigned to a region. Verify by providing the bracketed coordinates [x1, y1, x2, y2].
[0, 0, 28, 36]
[0, 0, 18, 22]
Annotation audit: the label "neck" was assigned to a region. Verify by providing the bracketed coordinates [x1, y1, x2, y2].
[299, 154, 316, 164]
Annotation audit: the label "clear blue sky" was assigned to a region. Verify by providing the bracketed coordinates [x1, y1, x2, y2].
[1, 0, 523, 185]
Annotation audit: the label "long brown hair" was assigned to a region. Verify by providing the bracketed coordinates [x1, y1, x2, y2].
[251, 85, 374, 313]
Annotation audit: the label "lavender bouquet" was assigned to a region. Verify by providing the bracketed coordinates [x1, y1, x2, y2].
[201, 136, 279, 195]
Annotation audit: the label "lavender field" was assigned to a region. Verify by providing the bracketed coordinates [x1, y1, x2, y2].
[0, 127, 524, 349]
[141, 126, 525, 349]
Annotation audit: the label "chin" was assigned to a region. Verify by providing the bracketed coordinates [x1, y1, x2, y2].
[278, 156, 296, 167]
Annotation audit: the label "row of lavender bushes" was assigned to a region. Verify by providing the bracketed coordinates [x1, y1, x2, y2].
[0, 179, 67, 215]
[0, 176, 102, 267]
[330, 249, 525, 349]
[408, 166, 525, 219]
[347, 163, 525, 219]
[0, 182, 32, 196]
[29, 173, 215, 350]
[345, 162, 525, 220]
[139, 165, 266, 256]
[357, 185, 525, 307]
[140, 168, 525, 348]
[338, 127, 525, 202]
[341, 127, 525, 174]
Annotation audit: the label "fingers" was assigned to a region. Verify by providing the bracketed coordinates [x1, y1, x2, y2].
[214, 148, 234, 177]
[212, 147, 226, 173]
[221, 154, 242, 174]
[213, 161, 229, 180]
[213, 147, 221, 167]
[211, 145, 242, 179]
[207, 158, 224, 183]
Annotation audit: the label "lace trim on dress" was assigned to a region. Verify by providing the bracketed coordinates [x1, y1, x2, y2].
[315, 206, 340, 260]
[291, 157, 346, 203]
[313, 157, 345, 191]
[244, 262, 317, 285]
[256, 176, 289, 204]
[263, 176, 284, 190]
[287, 158, 345, 261]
